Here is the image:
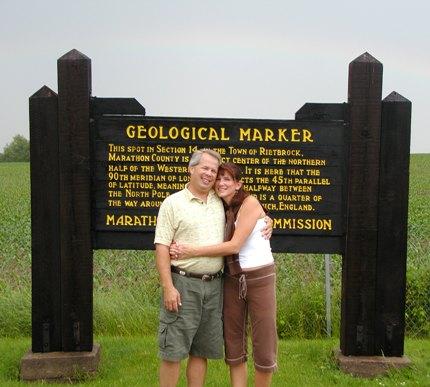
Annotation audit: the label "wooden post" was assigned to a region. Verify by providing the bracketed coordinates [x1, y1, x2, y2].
[57, 49, 93, 351]
[374, 92, 411, 356]
[341, 53, 383, 356]
[29, 86, 61, 352]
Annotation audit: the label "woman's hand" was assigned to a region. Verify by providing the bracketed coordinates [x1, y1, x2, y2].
[169, 241, 194, 260]
[261, 215, 273, 240]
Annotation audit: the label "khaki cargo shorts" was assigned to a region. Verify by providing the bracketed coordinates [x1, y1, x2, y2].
[158, 272, 224, 361]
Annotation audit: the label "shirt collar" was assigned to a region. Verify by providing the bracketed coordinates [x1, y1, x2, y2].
[184, 183, 217, 203]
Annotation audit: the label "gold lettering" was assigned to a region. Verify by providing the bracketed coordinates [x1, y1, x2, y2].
[239, 127, 315, 142]
[290, 128, 300, 142]
[198, 127, 208, 140]
[303, 129, 313, 142]
[273, 218, 333, 231]
[278, 128, 288, 141]
[169, 127, 179, 139]
[125, 125, 136, 138]
[106, 214, 115, 225]
[208, 127, 218, 140]
[105, 214, 157, 226]
[239, 128, 252, 141]
[264, 128, 275, 141]
[220, 127, 230, 140]
[252, 129, 264, 141]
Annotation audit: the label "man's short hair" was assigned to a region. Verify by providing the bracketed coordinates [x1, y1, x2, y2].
[189, 149, 222, 168]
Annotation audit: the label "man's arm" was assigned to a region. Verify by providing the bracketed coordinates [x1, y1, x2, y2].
[155, 243, 181, 312]
[171, 196, 264, 258]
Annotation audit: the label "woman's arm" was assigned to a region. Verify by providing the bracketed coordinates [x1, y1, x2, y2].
[171, 196, 264, 259]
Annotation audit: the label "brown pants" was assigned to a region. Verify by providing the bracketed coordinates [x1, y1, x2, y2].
[223, 264, 277, 372]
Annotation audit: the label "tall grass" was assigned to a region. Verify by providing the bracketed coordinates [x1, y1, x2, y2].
[0, 156, 429, 338]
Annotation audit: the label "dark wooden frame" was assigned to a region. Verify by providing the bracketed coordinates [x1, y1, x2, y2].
[29, 50, 411, 359]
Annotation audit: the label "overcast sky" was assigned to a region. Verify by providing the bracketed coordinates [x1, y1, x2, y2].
[1, 1, 428, 153]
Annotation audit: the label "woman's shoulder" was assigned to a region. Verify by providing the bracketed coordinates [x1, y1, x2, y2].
[241, 195, 263, 212]
[243, 194, 260, 204]
[236, 195, 266, 227]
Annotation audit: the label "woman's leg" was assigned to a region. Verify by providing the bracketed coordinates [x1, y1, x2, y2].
[255, 369, 273, 387]
[223, 274, 248, 385]
[246, 266, 278, 378]
[229, 363, 247, 387]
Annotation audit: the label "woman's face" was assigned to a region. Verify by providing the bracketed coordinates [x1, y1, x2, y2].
[215, 170, 242, 203]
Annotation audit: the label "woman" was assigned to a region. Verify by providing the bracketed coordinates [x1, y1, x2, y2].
[170, 162, 277, 387]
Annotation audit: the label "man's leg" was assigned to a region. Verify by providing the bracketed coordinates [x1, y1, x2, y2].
[159, 360, 180, 387]
[186, 355, 207, 387]
[229, 363, 247, 387]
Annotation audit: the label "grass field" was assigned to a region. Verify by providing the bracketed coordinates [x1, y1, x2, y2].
[0, 156, 429, 385]
[0, 156, 428, 338]
[0, 337, 429, 386]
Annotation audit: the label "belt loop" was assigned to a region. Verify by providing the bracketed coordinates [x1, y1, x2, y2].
[238, 274, 247, 299]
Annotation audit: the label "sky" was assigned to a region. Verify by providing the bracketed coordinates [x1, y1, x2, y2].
[0, 1, 428, 153]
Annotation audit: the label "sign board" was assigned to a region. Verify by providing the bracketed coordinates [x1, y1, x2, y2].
[92, 116, 347, 252]
[28, 50, 411, 361]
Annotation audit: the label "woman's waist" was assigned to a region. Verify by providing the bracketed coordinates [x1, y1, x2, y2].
[239, 253, 274, 269]
[226, 263, 275, 279]
[239, 243, 273, 266]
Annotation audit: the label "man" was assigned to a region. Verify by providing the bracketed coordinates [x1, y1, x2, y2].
[154, 149, 225, 387]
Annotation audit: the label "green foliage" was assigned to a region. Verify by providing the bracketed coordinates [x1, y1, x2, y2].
[0, 135, 30, 162]
[276, 253, 335, 339]
[0, 155, 429, 339]
[0, 287, 31, 338]
[406, 269, 430, 337]
[93, 250, 160, 336]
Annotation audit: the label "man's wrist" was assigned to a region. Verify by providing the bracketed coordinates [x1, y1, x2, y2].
[162, 282, 175, 291]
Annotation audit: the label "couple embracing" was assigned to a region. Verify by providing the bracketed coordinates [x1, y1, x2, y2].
[154, 149, 277, 387]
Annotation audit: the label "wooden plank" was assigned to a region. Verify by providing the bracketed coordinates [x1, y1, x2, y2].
[271, 235, 344, 253]
[374, 92, 411, 356]
[341, 52, 383, 356]
[295, 102, 349, 253]
[295, 103, 348, 121]
[93, 231, 344, 254]
[91, 97, 146, 116]
[93, 231, 156, 250]
[57, 49, 93, 351]
[29, 86, 62, 352]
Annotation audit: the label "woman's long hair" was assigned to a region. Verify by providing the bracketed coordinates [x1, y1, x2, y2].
[219, 162, 249, 275]
[218, 162, 249, 239]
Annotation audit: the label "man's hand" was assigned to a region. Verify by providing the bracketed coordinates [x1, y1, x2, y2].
[156, 243, 182, 312]
[170, 241, 194, 260]
[170, 241, 180, 260]
[262, 215, 273, 240]
[163, 285, 182, 312]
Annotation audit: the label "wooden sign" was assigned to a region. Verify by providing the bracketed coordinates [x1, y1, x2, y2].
[91, 115, 347, 253]
[28, 50, 411, 364]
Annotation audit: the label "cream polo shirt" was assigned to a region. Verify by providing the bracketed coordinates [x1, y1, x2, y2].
[154, 185, 225, 274]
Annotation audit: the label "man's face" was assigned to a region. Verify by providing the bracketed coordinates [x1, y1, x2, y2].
[188, 153, 219, 193]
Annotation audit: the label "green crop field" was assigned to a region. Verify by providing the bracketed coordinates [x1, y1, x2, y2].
[0, 156, 429, 385]
[0, 156, 429, 339]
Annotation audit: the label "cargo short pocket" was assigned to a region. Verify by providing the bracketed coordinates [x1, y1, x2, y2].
[158, 312, 179, 349]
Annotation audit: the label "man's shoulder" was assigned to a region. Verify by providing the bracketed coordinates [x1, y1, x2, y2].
[167, 188, 188, 200]
[160, 188, 188, 207]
